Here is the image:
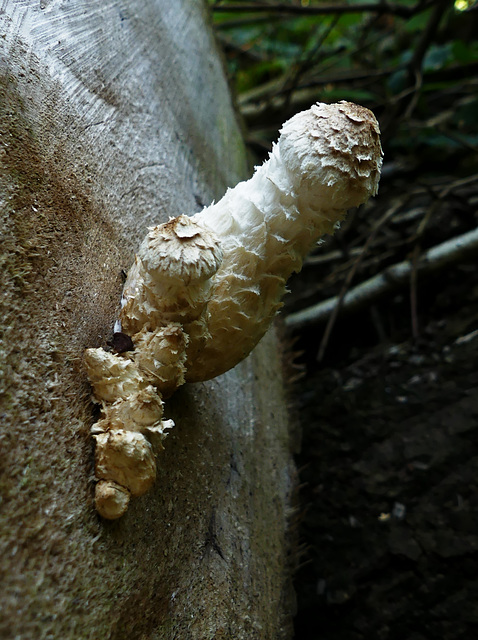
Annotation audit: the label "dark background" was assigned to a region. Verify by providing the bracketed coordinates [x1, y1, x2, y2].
[209, 1, 478, 638]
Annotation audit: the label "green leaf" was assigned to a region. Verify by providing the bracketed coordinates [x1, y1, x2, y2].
[451, 39, 478, 64]
[423, 44, 454, 72]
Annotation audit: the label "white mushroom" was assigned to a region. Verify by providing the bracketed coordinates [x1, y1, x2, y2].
[84, 101, 383, 518]
[187, 101, 382, 380]
[120, 215, 223, 333]
[94, 430, 157, 497]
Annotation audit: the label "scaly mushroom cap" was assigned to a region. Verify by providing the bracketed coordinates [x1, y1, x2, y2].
[133, 324, 189, 398]
[140, 215, 223, 285]
[120, 216, 224, 332]
[92, 386, 164, 434]
[278, 101, 382, 211]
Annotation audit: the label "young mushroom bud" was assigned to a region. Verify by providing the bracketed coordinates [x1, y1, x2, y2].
[84, 348, 146, 404]
[95, 480, 131, 521]
[94, 430, 157, 494]
[132, 324, 189, 398]
[84, 101, 382, 518]
[120, 215, 223, 334]
[93, 429, 156, 517]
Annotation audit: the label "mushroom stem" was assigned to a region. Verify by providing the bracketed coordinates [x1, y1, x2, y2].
[84, 101, 383, 518]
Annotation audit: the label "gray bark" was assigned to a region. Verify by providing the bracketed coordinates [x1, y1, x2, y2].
[0, 2, 296, 638]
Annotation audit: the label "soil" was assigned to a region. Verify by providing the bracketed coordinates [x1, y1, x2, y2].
[288, 177, 478, 640]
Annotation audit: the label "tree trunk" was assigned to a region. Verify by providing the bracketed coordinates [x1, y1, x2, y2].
[0, 2, 296, 638]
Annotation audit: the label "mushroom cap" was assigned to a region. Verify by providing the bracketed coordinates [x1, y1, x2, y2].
[278, 101, 383, 211]
[139, 215, 223, 285]
[95, 480, 130, 520]
[94, 430, 157, 497]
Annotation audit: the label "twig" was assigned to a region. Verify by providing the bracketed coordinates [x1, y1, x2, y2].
[381, 0, 451, 135]
[280, 15, 340, 113]
[215, 15, 280, 30]
[437, 125, 478, 154]
[409, 244, 420, 340]
[316, 199, 407, 361]
[305, 247, 363, 266]
[212, 2, 435, 19]
[285, 227, 478, 330]
[404, 0, 450, 119]
[409, 0, 450, 79]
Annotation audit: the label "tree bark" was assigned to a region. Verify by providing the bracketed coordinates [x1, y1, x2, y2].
[0, 2, 296, 638]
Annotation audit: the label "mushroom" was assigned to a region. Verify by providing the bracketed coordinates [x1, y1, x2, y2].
[85, 101, 382, 518]
[187, 101, 382, 380]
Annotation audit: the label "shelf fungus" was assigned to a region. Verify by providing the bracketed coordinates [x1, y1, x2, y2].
[85, 101, 383, 519]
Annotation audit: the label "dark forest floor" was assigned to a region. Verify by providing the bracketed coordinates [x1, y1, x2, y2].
[287, 177, 478, 640]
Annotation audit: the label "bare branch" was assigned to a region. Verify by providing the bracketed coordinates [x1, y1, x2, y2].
[285, 227, 478, 330]
[212, 1, 435, 19]
[316, 199, 405, 361]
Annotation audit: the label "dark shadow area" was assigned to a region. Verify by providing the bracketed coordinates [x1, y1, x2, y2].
[209, 1, 478, 636]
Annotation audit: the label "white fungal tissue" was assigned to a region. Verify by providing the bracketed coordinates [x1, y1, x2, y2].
[85, 101, 383, 519]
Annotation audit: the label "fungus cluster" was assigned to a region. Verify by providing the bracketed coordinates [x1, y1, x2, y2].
[85, 101, 383, 519]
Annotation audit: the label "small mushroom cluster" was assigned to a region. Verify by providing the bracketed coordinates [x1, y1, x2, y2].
[84, 216, 221, 519]
[85, 101, 383, 519]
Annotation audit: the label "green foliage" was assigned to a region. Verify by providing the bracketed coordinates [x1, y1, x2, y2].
[210, 0, 477, 172]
